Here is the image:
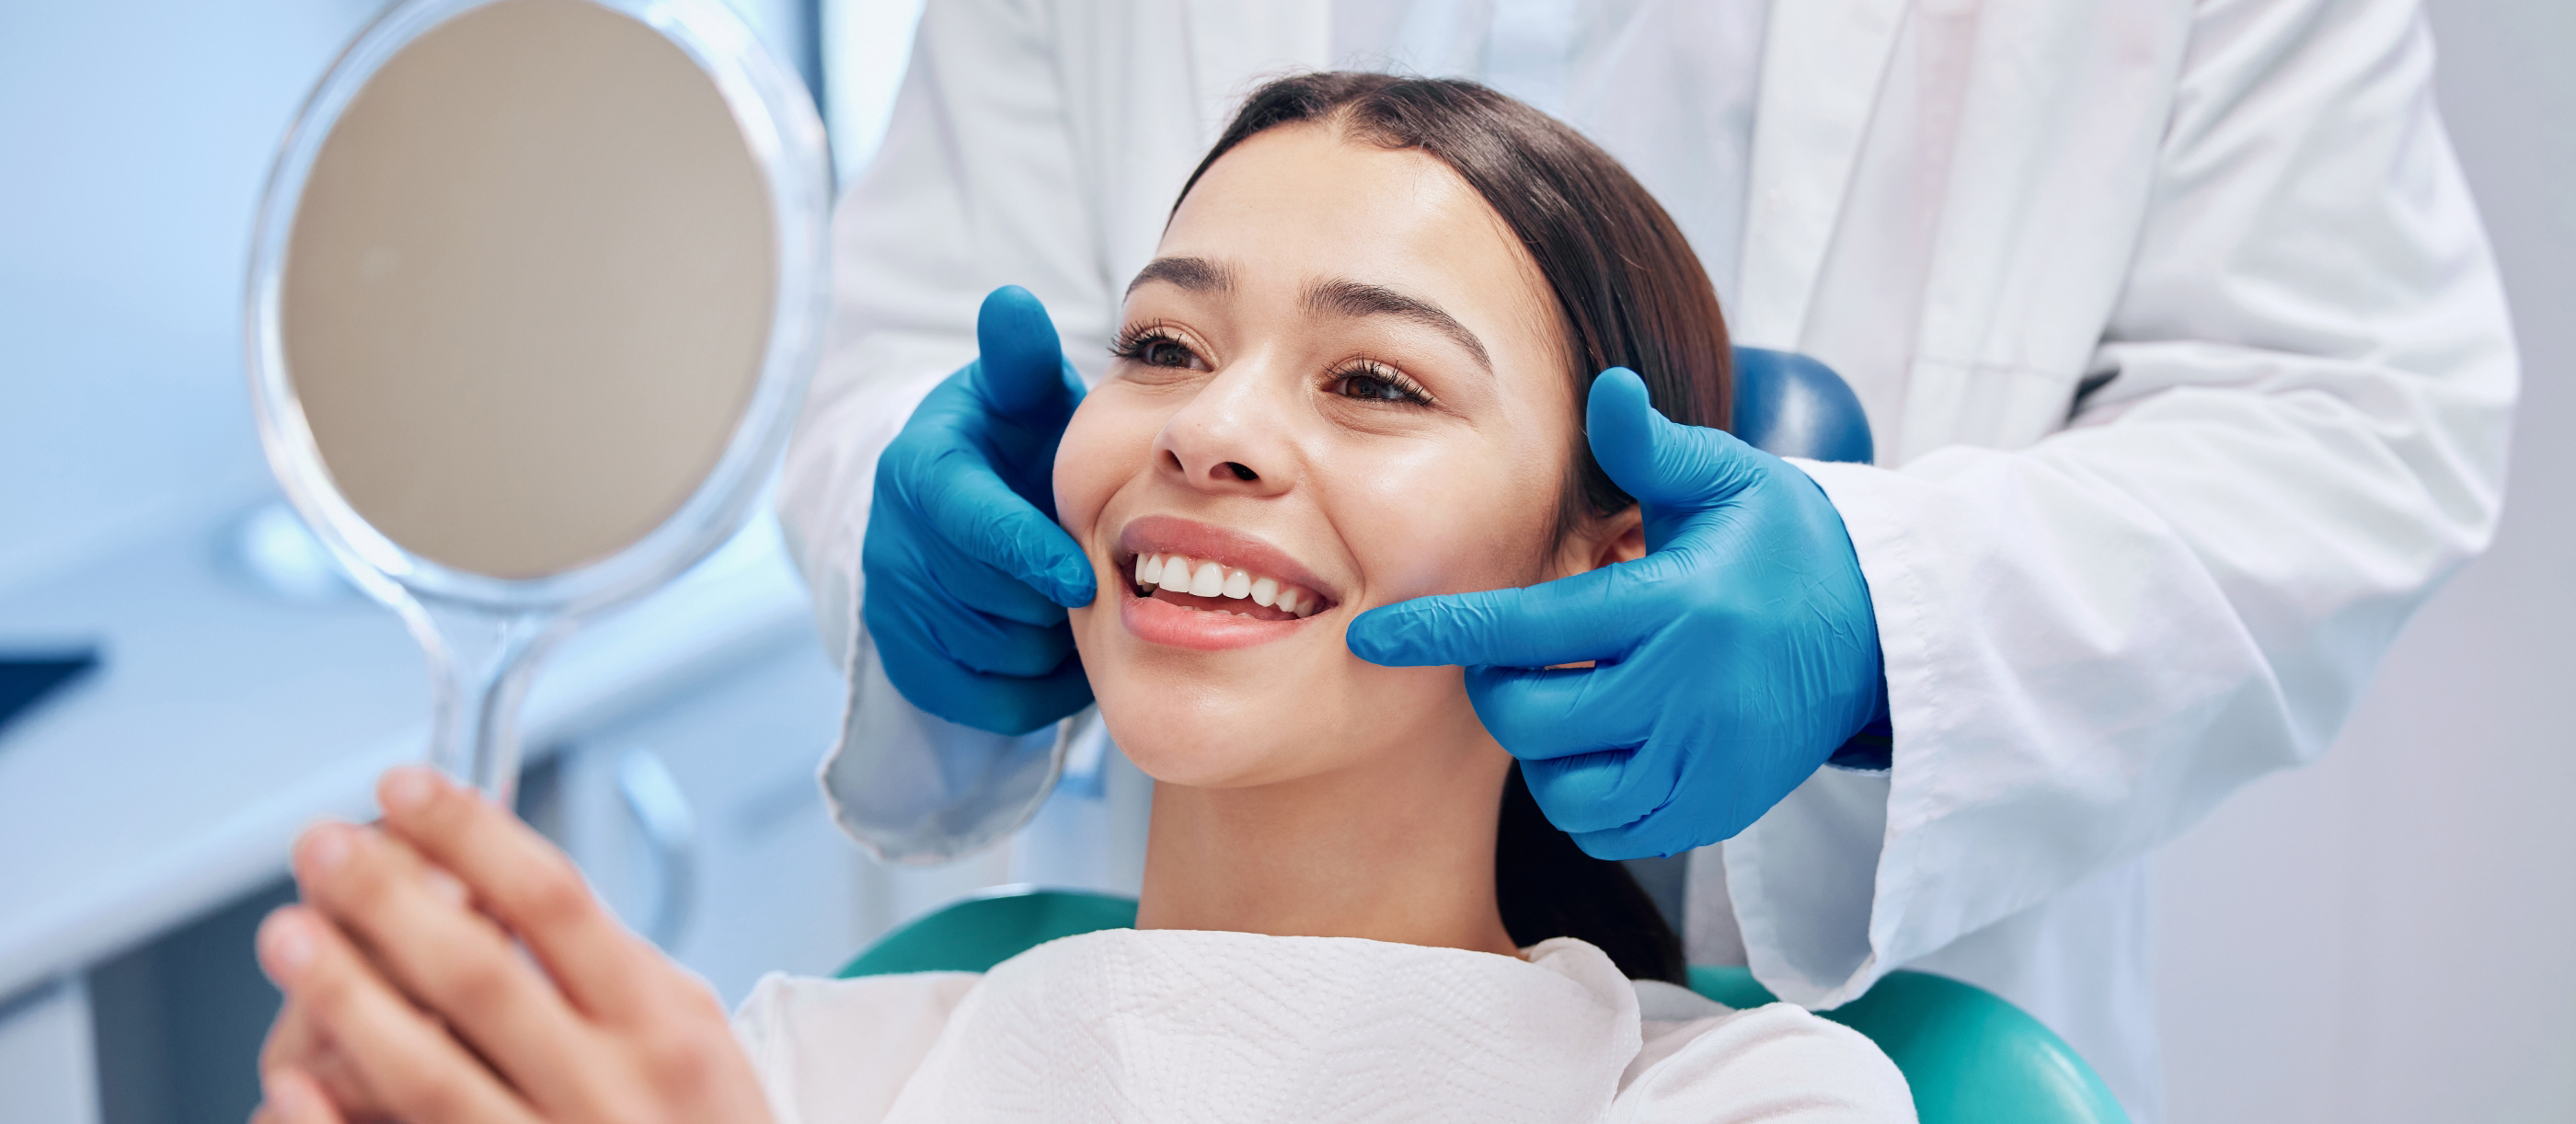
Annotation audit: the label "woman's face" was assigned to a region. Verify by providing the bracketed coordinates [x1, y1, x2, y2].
[1055, 123, 1600, 789]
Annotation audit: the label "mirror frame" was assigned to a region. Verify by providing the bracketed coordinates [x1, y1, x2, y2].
[243, 0, 831, 622]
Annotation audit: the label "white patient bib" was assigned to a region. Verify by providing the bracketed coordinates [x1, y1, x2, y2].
[735, 927, 1913, 1123]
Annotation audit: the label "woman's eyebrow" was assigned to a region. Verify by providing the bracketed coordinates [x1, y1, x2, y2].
[1125, 256, 1234, 296]
[1302, 278, 1491, 372]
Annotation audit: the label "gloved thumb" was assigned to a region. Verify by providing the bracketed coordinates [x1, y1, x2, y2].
[975, 285, 1081, 422]
[1586, 367, 1760, 514]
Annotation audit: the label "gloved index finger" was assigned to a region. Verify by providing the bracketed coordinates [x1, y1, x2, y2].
[918, 446, 1097, 609]
[1344, 567, 1650, 670]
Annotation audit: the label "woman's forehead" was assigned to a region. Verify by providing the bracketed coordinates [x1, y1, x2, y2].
[1154, 126, 1548, 334]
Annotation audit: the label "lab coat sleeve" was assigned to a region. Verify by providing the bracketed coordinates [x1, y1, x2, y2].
[1727, 0, 2517, 1007]
[775, 0, 1117, 860]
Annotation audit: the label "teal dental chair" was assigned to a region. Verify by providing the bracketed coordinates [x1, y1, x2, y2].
[840, 889, 2130, 1124]
[834, 353, 2127, 1122]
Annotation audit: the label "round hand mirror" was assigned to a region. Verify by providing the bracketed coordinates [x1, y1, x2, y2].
[246, 0, 828, 801]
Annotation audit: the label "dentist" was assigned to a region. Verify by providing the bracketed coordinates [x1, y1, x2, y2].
[776, 2, 2516, 1118]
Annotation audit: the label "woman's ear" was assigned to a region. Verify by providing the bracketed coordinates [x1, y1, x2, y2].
[1583, 506, 1646, 572]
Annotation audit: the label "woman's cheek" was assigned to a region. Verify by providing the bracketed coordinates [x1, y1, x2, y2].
[1052, 393, 1126, 543]
[1053, 386, 1170, 624]
[1331, 443, 1543, 603]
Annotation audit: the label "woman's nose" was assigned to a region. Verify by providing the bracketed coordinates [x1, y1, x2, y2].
[1156, 371, 1293, 497]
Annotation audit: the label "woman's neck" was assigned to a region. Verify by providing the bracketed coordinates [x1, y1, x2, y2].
[1134, 733, 1520, 958]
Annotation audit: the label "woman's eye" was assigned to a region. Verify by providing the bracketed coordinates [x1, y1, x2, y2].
[1110, 327, 1208, 373]
[1331, 366, 1432, 406]
[1140, 338, 1197, 368]
[1340, 374, 1406, 400]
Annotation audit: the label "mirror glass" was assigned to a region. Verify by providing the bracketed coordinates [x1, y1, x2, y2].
[247, 0, 827, 798]
[285, 0, 776, 579]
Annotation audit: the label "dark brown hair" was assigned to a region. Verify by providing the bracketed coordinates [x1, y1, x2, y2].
[1175, 73, 1734, 984]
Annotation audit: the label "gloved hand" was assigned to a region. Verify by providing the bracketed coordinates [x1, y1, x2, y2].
[862, 286, 1096, 735]
[1346, 368, 1889, 859]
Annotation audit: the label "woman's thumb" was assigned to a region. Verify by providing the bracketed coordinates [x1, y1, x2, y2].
[974, 285, 1075, 419]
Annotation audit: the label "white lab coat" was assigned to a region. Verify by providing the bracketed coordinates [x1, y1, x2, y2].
[776, 1, 2517, 1118]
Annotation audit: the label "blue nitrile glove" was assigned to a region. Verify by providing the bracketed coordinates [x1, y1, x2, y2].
[1346, 368, 1889, 859]
[862, 286, 1096, 735]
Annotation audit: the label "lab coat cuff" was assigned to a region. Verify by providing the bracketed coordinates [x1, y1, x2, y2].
[816, 626, 1069, 865]
[1726, 459, 1946, 1008]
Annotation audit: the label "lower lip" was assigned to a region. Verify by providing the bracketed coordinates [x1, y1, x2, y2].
[1120, 591, 1320, 650]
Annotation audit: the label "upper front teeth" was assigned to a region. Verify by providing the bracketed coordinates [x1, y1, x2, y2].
[1133, 553, 1322, 617]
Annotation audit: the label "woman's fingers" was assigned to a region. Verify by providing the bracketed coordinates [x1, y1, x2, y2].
[257, 1068, 349, 1124]
[289, 820, 610, 1109]
[372, 767, 660, 1021]
[256, 906, 543, 1124]
[259, 998, 387, 1119]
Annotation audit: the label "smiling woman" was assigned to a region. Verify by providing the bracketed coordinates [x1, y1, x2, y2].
[1053, 73, 1742, 975]
[749, 73, 1909, 1120]
[247, 75, 1913, 1124]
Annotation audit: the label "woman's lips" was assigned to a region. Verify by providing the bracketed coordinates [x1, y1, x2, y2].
[1120, 590, 1317, 651]
[1110, 517, 1340, 651]
[1115, 515, 1340, 605]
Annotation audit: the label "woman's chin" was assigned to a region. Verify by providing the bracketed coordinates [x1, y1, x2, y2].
[1092, 698, 1297, 788]
[1088, 675, 1341, 790]
[1074, 596, 1438, 789]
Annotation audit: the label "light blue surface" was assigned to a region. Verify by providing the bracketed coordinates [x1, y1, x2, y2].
[0, 0, 826, 594]
[0, 509, 811, 1003]
[0, 1, 381, 592]
[0, 2, 838, 1002]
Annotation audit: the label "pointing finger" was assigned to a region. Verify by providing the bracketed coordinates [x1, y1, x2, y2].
[1345, 568, 1650, 670]
[918, 458, 1095, 607]
[888, 432, 1094, 608]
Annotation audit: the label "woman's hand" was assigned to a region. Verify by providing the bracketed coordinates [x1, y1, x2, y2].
[251, 766, 773, 1124]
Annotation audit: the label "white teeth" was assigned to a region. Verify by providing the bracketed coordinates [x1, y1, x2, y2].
[1157, 555, 1194, 592]
[1133, 549, 1326, 617]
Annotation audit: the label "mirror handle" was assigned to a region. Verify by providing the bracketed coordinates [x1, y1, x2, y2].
[413, 602, 553, 804]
